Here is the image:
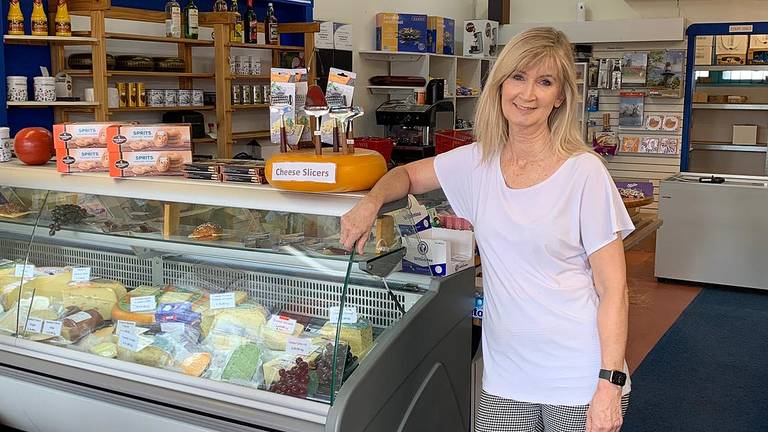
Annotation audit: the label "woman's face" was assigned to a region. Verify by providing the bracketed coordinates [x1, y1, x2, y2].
[500, 60, 565, 135]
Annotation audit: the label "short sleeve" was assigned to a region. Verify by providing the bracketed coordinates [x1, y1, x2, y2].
[579, 156, 635, 256]
[433, 143, 480, 223]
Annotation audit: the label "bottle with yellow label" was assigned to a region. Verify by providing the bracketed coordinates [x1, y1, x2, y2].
[55, 0, 72, 37]
[7, 0, 24, 35]
[230, 0, 244, 43]
[31, 0, 48, 36]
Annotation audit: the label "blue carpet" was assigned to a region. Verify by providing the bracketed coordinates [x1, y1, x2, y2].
[622, 287, 768, 432]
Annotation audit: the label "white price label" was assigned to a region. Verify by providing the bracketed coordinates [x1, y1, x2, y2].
[130, 296, 157, 312]
[115, 320, 136, 336]
[286, 337, 314, 356]
[329, 306, 358, 324]
[25, 317, 43, 333]
[118, 332, 139, 351]
[42, 320, 62, 337]
[271, 162, 337, 184]
[210, 292, 236, 310]
[160, 322, 185, 334]
[14, 264, 35, 277]
[66, 311, 93, 324]
[729, 25, 753, 33]
[71, 267, 92, 282]
[268, 315, 297, 334]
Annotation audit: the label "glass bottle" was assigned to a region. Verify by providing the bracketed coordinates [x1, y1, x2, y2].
[245, 0, 258, 44]
[230, 0, 244, 43]
[266, 2, 278, 45]
[7, 0, 25, 36]
[184, 0, 199, 39]
[213, 0, 228, 12]
[31, 0, 48, 37]
[165, 0, 182, 38]
[55, 0, 72, 37]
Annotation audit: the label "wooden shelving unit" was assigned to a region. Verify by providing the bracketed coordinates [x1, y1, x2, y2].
[3, 35, 98, 45]
[7, 101, 99, 108]
[43, 3, 319, 158]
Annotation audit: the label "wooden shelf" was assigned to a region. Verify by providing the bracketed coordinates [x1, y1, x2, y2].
[105, 32, 214, 46]
[192, 137, 217, 145]
[3, 35, 98, 45]
[233, 130, 271, 140]
[233, 104, 270, 111]
[229, 42, 304, 51]
[107, 71, 214, 78]
[7, 101, 99, 108]
[231, 74, 270, 80]
[60, 69, 95, 77]
[692, 103, 768, 111]
[108, 105, 214, 113]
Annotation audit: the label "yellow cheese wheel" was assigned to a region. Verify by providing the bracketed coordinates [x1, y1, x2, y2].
[265, 148, 387, 192]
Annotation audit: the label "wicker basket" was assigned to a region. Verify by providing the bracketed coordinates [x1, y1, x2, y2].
[67, 53, 116, 70]
[115, 55, 154, 71]
[153, 57, 186, 73]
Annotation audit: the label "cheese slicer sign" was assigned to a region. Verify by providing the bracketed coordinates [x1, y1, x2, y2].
[271, 162, 337, 184]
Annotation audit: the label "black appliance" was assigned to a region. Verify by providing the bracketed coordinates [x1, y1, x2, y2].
[425, 79, 445, 105]
[376, 100, 454, 164]
[161, 110, 206, 138]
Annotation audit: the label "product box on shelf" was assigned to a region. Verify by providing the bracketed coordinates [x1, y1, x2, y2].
[428, 16, 455, 55]
[733, 124, 758, 145]
[316, 21, 352, 51]
[716, 35, 748, 65]
[402, 228, 476, 277]
[53, 122, 127, 149]
[108, 150, 192, 177]
[106, 124, 192, 152]
[55, 147, 109, 173]
[748, 35, 768, 64]
[695, 36, 714, 66]
[463, 19, 498, 58]
[376, 13, 428, 53]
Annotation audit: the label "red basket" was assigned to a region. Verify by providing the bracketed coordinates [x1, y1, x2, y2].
[435, 130, 474, 154]
[354, 137, 394, 163]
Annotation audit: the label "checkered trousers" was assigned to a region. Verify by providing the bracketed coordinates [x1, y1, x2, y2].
[475, 390, 630, 432]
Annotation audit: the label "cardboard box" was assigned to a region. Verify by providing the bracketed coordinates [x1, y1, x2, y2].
[53, 122, 125, 149]
[716, 35, 748, 65]
[55, 147, 109, 173]
[315, 21, 352, 51]
[402, 228, 476, 277]
[106, 124, 191, 152]
[748, 34, 768, 64]
[428, 16, 455, 55]
[376, 13, 428, 53]
[693, 91, 709, 103]
[733, 124, 758, 145]
[695, 36, 713, 66]
[108, 150, 192, 177]
[463, 20, 498, 58]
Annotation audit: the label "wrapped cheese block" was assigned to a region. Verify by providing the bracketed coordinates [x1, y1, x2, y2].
[221, 343, 261, 383]
[200, 303, 269, 338]
[90, 342, 118, 358]
[61, 309, 104, 342]
[111, 285, 164, 325]
[261, 322, 306, 351]
[61, 278, 127, 320]
[262, 350, 320, 388]
[0, 269, 72, 311]
[180, 352, 212, 377]
[319, 318, 374, 358]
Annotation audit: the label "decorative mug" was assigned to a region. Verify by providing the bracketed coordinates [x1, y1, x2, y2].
[164, 89, 179, 107]
[6, 76, 27, 102]
[192, 89, 204, 107]
[178, 89, 192, 107]
[147, 89, 165, 107]
[33, 77, 57, 102]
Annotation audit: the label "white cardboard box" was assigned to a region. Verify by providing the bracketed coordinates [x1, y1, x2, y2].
[315, 21, 352, 51]
[733, 124, 758, 145]
[463, 20, 498, 58]
[402, 228, 476, 277]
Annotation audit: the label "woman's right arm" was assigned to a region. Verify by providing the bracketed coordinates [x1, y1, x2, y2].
[340, 156, 441, 253]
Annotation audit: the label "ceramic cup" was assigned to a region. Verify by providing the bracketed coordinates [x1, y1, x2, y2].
[251, 61, 262, 76]
[236, 55, 250, 75]
[107, 87, 120, 108]
[242, 84, 253, 105]
[83, 88, 95, 102]
[6, 76, 27, 102]
[192, 89, 204, 107]
[0, 127, 12, 162]
[164, 89, 178, 107]
[34, 77, 57, 102]
[178, 89, 192, 107]
[54, 73, 73, 99]
[147, 89, 165, 107]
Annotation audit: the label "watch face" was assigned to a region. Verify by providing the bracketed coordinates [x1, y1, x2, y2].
[612, 372, 627, 386]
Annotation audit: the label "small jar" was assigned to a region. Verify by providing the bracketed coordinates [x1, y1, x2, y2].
[251, 61, 262, 76]
[0, 127, 13, 162]
[147, 89, 165, 107]
[242, 85, 253, 105]
[262, 84, 271, 104]
[6, 76, 27, 102]
[33, 76, 56, 102]
[236, 55, 250, 75]
[252, 84, 263, 104]
[232, 84, 242, 104]
[178, 89, 192, 107]
[164, 89, 179, 107]
[192, 89, 204, 107]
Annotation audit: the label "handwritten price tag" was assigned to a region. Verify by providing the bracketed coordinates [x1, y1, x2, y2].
[130, 296, 157, 312]
[42, 320, 62, 337]
[25, 317, 43, 333]
[329, 306, 358, 324]
[286, 337, 314, 356]
[71, 267, 92, 282]
[115, 320, 136, 336]
[118, 332, 139, 351]
[210, 292, 236, 310]
[14, 264, 35, 277]
[268, 315, 297, 334]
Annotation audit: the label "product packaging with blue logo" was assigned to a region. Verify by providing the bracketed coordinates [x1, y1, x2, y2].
[376, 13, 428, 53]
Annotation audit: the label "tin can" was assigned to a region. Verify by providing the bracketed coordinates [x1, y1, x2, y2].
[117, 82, 128, 108]
[127, 82, 137, 107]
[252, 84, 263, 104]
[164, 89, 178, 107]
[236, 55, 250, 75]
[178, 89, 192, 107]
[262, 84, 271, 104]
[137, 82, 146, 107]
[242, 84, 252, 105]
[229, 55, 236, 74]
[251, 61, 261, 76]
[0, 127, 12, 162]
[232, 84, 242, 105]
[192, 89, 204, 107]
[147, 89, 165, 107]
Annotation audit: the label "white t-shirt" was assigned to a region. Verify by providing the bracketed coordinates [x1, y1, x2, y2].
[434, 143, 634, 405]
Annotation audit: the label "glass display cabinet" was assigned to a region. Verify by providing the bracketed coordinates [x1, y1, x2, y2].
[0, 161, 473, 432]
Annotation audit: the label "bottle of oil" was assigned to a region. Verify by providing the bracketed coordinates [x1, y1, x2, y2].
[55, 0, 72, 37]
[7, 0, 25, 36]
[184, 0, 199, 39]
[165, 0, 182, 38]
[230, 0, 243, 43]
[245, 0, 258, 44]
[265, 2, 278, 45]
[31, 0, 48, 37]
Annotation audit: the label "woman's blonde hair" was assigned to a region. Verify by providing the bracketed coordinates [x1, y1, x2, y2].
[473, 26, 591, 162]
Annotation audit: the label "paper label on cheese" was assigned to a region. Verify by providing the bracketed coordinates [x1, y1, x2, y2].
[286, 337, 315, 356]
[268, 315, 297, 334]
[271, 162, 337, 184]
[25, 317, 43, 333]
[71, 267, 92, 282]
[118, 332, 139, 351]
[116, 320, 136, 336]
[161, 322, 185, 334]
[42, 320, 62, 336]
[67, 311, 93, 324]
[130, 295, 157, 312]
[14, 264, 35, 277]
[210, 292, 236, 310]
[329, 305, 358, 324]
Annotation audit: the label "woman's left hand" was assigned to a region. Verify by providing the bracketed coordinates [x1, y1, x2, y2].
[586, 381, 623, 432]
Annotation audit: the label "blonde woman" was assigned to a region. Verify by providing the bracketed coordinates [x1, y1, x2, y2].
[341, 27, 632, 432]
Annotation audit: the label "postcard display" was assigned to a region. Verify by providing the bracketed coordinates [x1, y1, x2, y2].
[588, 49, 685, 157]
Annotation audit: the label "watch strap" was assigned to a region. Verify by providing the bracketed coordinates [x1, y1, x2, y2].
[599, 368, 626, 386]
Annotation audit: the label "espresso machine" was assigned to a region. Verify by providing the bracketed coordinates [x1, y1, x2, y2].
[375, 99, 454, 164]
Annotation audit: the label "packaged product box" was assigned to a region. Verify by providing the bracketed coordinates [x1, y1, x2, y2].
[108, 150, 192, 177]
[463, 20, 498, 58]
[55, 147, 109, 173]
[376, 13, 428, 53]
[315, 21, 352, 51]
[402, 228, 476, 277]
[53, 122, 126, 149]
[695, 36, 714, 66]
[106, 124, 192, 152]
[428, 16, 455, 55]
[716, 35, 748, 65]
[748, 35, 768, 64]
[732, 124, 758, 145]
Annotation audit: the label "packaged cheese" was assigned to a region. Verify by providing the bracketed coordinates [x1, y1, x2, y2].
[180, 352, 212, 377]
[200, 303, 269, 338]
[221, 343, 262, 385]
[319, 318, 374, 358]
[111, 285, 164, 325]
[60, 309, 104, 342]
[61, 278, 127, 320]
[260, 322, 306, 351]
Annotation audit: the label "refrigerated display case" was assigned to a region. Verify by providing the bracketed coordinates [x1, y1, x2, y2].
[0, 162, 473, 432]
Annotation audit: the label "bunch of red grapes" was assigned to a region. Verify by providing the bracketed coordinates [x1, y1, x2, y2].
[269, 357, 310, 397]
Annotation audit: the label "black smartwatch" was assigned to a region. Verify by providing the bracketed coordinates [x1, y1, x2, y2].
[599, 369, 627, 386]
